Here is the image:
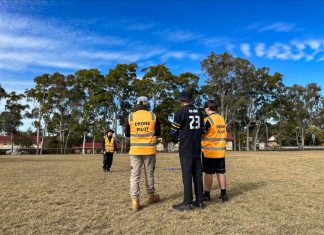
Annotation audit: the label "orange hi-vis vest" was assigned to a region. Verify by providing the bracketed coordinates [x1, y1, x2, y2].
[201, 113, 227, 158]
[104, 136, 115, 152]
[129, 110, 157, 155]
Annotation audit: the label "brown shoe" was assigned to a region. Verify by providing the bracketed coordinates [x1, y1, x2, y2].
[131, 198, 140, 212]
[147, 193, 160, 204]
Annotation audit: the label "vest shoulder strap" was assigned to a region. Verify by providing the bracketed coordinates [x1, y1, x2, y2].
[207, 116, 214, 126]
[150, 112, 156, 121]
[129, 112, 134, 122]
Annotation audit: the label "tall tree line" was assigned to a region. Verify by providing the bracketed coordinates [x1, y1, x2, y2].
[0, 52, 323, 154]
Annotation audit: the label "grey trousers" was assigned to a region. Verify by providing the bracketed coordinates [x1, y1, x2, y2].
[130, 155, 156, 199]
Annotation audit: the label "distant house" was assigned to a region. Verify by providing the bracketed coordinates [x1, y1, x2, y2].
[75, 142, 102, 154]
[268, 136, 279, 149]
[0, 136, 12, 149]
[0, 135, 41, 149]
[226, 132, 235, 151]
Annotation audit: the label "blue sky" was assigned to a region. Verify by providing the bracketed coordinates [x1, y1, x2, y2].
[1, 0, 324, 95]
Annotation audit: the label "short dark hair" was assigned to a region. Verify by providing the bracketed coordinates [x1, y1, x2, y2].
[204, 100, 219, 112]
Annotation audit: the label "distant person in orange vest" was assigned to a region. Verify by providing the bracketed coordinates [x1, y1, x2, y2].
[125, 96, 161, 212]
[101, 129, 117, 173]
[201, 100, 228, 202]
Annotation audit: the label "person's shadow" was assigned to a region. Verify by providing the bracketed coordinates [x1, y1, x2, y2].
[228, 181, 266, 198]
[163, 181, 267, 204]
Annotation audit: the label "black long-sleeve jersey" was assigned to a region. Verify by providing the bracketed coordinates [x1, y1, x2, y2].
[171, 104, 205, 158]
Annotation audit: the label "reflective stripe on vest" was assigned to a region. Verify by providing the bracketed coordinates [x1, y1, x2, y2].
[202, 146, 226, 150]
[207, 116, 214, 125]
[131, 133, 155, 137]
[201, 113, 227, 158]
[104, 136, 114, 152]
[202, 137, 227, 141]
[129, 110, 157, 155]
[130, 143, 156, 146]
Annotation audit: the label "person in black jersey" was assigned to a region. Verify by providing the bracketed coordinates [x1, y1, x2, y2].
[170, 91, 205, 211]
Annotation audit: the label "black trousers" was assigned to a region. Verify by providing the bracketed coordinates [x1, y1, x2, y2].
[103, 152, 113, 170]
[179, 157, 203, 204]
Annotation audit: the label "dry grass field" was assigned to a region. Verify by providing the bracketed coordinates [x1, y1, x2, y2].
[1, 151, 323, 235]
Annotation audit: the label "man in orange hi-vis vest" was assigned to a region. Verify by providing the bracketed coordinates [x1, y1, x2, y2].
[125, 96, 161, 212]
[201, 100, 228, 202]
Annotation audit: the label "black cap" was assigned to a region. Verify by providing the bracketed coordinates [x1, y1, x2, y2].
[106, 129, 114, 134]
[179, 91, 193, 102]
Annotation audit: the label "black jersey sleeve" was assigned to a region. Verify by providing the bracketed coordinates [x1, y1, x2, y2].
[155, 117, 161, 136]
[125, 116, 130, 138]
[204, 118, 211, 133]
[170, 110, 182, 136]
[200, 112, 206, 135]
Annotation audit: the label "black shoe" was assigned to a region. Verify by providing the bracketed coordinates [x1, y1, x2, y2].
[192, 201, 205, 209]
[202, 195, 211, 202]
[172, 202, 192, 211]
[219, 194, 228, 202]
[106, 169, 110, 172]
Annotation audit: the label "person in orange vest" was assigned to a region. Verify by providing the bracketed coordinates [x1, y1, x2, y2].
[201, 100, 228, 202]
[101, 129, 117, 173]
[125, 96, 161, 212]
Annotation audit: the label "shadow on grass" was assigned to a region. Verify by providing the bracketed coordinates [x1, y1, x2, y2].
[228, 181, 267, 199]
[159, 192, 184, 203]
[161, 181, 267, 202]
[205, 181, 267, 205]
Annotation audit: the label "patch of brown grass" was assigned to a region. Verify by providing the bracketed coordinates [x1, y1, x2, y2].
[1, 151, 323, 234]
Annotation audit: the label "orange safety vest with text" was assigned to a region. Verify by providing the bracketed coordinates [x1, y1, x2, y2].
[129, 110, 157, 155]
[104, 136, 115, 153]
[201, 113, 227, 158]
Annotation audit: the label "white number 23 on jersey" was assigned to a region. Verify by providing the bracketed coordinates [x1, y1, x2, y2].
[189, 116, 200, 129]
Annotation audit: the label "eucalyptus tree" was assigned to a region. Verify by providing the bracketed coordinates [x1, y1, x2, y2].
[288, 83, 322, 149]
[141, 64, 174, 110]
[239, 67, 283, 151]
[201, 52, 241, 122]
[106, 63, 137, 153]
[73, 69, 108, 154]
[0, 84, 6, 99]
[201, 53, 253, 150]
[0, 92, 28, 152]
[25, 74, 54, 155]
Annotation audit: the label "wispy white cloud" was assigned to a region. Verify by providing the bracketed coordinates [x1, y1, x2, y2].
[158, 29, 203, 42]
[316, 56, 324, 62]
[246, 39, 324, 62]
[255, 43, 266, 57]
[126, 23, 155, 31]
[0, 33, 58, 50]
[240, 43, 251, 57]
[160, 51, 202, 61]
[0, 11, 205, 72]
[260, 22, 298, 32]
[267, 43, 292, 60]
[77, 49, 166, 63]
[0, 50, 87, 70]
[248, 22, 301, 33]
[200, 37, 233, 48]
